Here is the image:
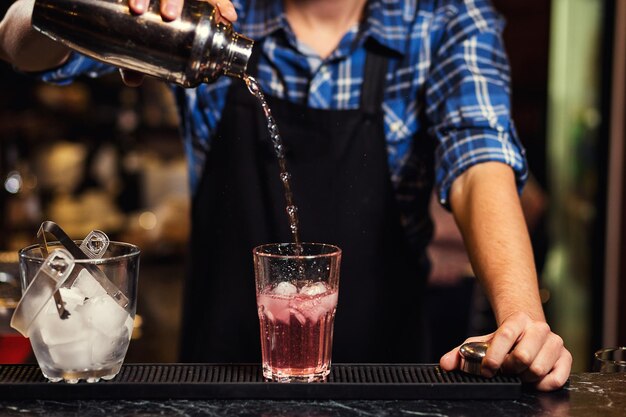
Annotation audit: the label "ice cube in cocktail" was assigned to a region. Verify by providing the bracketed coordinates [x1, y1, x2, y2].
[257, 280, 339, 382]
[28, 268, 135, 383]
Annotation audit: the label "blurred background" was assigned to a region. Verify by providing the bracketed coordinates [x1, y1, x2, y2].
[0, 0, 624, 373]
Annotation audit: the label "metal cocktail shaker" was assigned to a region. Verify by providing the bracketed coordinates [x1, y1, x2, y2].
[31, 0, 254, 87]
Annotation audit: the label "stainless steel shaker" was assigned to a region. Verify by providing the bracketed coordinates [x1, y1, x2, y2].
[31, 0, 254, 87]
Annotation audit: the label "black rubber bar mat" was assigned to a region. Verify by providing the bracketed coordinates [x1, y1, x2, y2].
[0, 363, 522, 400]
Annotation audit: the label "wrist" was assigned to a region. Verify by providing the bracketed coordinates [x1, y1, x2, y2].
[16, 30, 71, 71]
[495, 308, 546, 327]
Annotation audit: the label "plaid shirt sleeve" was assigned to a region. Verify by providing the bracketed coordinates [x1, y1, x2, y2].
[425, 0, 528, 207]
[38, 53, 116, 85]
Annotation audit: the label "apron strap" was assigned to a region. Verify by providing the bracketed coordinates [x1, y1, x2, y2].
[360, 42, 389, 117]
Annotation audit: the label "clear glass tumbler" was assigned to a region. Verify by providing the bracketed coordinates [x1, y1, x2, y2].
[16, 241, 140, 383]
[254, 243, 341, 383]
[593, 347, 626, 373]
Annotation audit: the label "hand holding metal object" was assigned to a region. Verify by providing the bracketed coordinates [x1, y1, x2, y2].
[459, 341, 491, 376]
[37, 221, 129, 316]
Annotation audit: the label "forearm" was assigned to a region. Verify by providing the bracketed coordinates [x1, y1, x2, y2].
[0, 0, 70, 71]
[449, 162, 545, 324]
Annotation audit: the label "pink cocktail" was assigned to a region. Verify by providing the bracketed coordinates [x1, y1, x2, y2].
[253, 243, 341, 382]
[258, 285, 338, 381]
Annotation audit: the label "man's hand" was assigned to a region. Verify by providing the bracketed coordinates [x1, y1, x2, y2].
[128, 0, 237, 22]
[0, 0, 72, 71]
[121, 0, 238, 86]
[440, 312, 572, 391]
[442, 161, 573, 391]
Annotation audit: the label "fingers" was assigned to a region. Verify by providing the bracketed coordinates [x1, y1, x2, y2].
[128, 0, 149, 14]
[208, 0, 238, 22]
[518, 332, 563, 382]
[129, 0, 238, 22]
[128, 0, 184, 21]
[481, 312, 528, 377]
[533, 347, 573, 392]
[439, 347, 461, 371]
[439, 335, 493, 372]
[478, 312, 571, 391]
[442, 313, 571, 391]
[160, 0, 184, 21]
[500, 321, 552, 375]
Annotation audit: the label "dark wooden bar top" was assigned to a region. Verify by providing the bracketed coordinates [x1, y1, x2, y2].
[0, 372, 623, 416]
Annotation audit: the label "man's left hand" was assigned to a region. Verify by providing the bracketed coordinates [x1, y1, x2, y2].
[440, 311, 572, 391]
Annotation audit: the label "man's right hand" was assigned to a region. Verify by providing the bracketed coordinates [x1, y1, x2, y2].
[0, 0, 72, 71]
[121, 0, 238, 86]
[129, 0, 237, 22]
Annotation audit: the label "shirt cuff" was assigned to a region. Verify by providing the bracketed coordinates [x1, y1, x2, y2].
[435, 124, 529, 208]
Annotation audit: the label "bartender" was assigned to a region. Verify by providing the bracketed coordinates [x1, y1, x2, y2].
[0, 0, 571, 390]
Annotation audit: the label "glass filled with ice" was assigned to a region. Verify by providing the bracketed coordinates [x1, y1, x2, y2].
[253, 243, 341, 383]
[15, 241, 139, 383]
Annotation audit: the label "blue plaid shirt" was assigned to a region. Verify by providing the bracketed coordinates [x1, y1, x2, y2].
[42, 0, 527, 235]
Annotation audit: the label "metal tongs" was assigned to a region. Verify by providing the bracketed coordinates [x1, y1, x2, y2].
[10, 248, 76, 336]
[37, 221, 129, 320]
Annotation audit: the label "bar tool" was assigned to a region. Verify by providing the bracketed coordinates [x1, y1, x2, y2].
[31, 0, 254, 87]
[459, 341, 490, 376]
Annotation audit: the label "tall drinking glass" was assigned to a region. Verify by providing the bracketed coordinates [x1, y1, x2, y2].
[14, 241, 140, 383]
[254, 243, 341, 382]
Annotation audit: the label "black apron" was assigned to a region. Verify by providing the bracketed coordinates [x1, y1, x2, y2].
[180, 43, 434, 363]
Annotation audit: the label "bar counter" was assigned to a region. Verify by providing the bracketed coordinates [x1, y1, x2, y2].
[0, 372, 623, 416]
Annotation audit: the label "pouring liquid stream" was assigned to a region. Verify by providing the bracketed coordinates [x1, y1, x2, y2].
[244, 75, 302, 252]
